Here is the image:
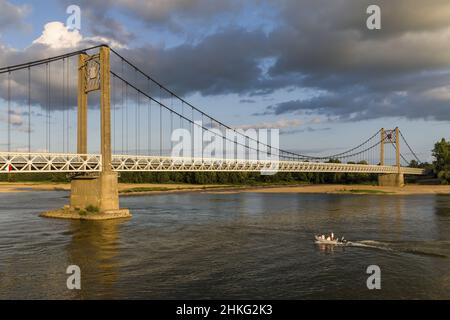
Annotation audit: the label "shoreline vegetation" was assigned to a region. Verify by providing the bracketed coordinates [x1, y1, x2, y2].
[0, 138, 448, 197]
[0, 135, 449, 195]
[1, 181, 450, 195]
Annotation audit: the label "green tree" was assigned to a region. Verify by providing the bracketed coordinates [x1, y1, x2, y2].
[408, 160, 419, 168]
[432, 138, 450, 184]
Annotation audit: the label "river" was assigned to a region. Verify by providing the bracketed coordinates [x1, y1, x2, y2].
[0, 191, 449, 299]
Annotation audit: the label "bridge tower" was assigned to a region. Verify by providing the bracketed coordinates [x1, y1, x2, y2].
[378, 127, 404, 187]
[67, 45, 130, 219]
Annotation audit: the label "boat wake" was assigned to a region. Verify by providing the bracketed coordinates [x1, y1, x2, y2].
[344, 240, 393, 251]
[338, 240, 450, 258]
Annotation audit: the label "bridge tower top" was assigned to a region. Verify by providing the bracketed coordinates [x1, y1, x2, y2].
[77, 45, 112, 172]
[380, 127, 400, 171]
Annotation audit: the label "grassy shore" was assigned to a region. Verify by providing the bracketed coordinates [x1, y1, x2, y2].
[0, 182, 229, 194]
[1, 181, 450, 195]
[236, 184, 450, 195]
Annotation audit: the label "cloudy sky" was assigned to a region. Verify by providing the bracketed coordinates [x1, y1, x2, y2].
[0, 0, 449, 161]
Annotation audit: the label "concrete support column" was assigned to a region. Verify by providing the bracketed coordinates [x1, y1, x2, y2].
[378, 173, 404, 187]
[61, 46, 129, 219]
[377, 128, 404, 187]
[380, 128, 385, 166]
[77, 54, 88, 155]
[99, 46, 119, 212]
[70, 176, 100, 209]
[99, 172, 119, 211]
[395, 127, 400, 174]
[100, 46, 112, 173]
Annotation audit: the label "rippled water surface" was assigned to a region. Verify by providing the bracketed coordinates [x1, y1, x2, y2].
[0, 191, 449, 299]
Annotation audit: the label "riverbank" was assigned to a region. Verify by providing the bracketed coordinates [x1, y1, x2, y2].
[240, 184, 450, 195]
[1, 181, 450, 195]
[0, 182, 230, 194]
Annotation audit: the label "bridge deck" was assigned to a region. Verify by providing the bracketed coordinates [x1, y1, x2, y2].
[0, 152, 425, 174]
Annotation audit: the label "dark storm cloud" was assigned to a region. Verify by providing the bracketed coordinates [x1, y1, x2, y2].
[106, 0, 450, 121]
[257, 0, 450, 121]
[0, 41, 104, 112]
[117, 28, 276, 96]
[59, 0, 134, 46]
[106, 0, 245, 32]
[269, 2, 450, 79]
[268, 88, 450, 122]
[3, 0, 450, 123]
[60, 0, 244, 40]
[88, 15, 136, 45]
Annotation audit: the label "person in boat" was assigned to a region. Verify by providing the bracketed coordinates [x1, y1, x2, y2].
[324, 232, 334, 241]
[316, 233, 347, 244]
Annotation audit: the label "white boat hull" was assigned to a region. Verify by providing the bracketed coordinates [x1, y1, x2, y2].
[314, 235, 343, 245]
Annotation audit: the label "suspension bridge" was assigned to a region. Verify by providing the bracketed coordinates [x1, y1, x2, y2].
[0, 45, 425, 217]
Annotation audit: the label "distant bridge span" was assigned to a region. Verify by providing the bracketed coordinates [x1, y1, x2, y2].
[0, 152, 425, 175]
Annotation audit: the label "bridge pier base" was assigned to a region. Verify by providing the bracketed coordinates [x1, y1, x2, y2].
[70, 175, 101, 209]
[98, 172, 120, 212]
[378, 173, 404, 187]
[41, 173, 131, 220]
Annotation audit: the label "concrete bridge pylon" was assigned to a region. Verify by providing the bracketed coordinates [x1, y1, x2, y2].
[43, 45, 130, 220]
[378, 127, 404, 187]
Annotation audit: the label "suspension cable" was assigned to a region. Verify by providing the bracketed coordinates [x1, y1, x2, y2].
[7, 71, 11, 152]
[399, 129, 421, 163]
[317, 129, 382, 160]
[110, 49, 315, 160]
[0, 45, 421, 167]
[111, 70, 316, 160]
[0, 45, 105, 74]
[28, 67, 31, 153]
[390, 142, 410, 166]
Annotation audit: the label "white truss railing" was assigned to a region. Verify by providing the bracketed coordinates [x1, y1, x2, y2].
[0, 152, 101, 173]
[0, 152, 425, 175]
[111, 154, 425, 174]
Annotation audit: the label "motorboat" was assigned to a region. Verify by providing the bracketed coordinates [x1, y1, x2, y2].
[314, 235, 346, 245]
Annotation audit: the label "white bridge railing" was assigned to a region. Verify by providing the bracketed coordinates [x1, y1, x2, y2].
[0, 153, 101, 173]
[0, 152, 425, 175]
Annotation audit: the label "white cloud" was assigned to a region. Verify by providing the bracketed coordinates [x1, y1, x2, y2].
[85, 36, 127, 49]
[309, 117, 322, 124]
[9, 113, 23, 126]
[32, 21, 127, 50]
[32, 22, 82, 49]
[0, 109, 24, 127]
[423, 86, 450, 101]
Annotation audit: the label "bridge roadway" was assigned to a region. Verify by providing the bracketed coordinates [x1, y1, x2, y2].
[0, 152, 425, 175]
